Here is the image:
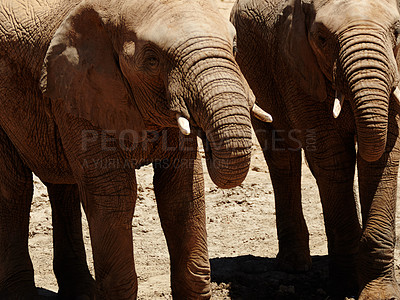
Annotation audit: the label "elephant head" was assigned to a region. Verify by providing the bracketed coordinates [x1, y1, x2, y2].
[294, 0, 400, 161]
[234, 0, 400, 162]
[40, 0, 271, 188]
[307, 0, 400, 162]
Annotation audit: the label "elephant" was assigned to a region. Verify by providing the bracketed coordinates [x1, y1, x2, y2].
[0, 0, 272, 299]
[232, 0, 400, 298]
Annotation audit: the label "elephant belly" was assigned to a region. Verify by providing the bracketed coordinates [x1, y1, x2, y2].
[1, 118, 75, 184]
[0, 116, 75, 184]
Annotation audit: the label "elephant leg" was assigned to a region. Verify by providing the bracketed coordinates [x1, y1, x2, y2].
[51, 114, 138, 298]
[153, 134, 210, 299]
[44, 183, 95, 299]
[254, 121, 311, 272]
[356, 116, 400, 299]
[305, 144, 361, 297]
[79, 170, 137, 299]
[0, 128, 36, 299]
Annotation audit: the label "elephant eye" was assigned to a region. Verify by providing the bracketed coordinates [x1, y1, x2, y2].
[317, 35, 327, 46]
[391, 22, 400, 51]
[394, 22, 400, 41]
[143, 48, 160, 71]
[314, 29, 329, 48]
[310, 23, 330, 49]
[146, 56, 159, 68]
[233, 36, 238, 58]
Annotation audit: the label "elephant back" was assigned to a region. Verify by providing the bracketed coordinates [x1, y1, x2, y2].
[0, 0, 82, 77]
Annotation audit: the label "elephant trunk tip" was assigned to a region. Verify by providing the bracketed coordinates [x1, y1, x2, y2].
[206, 156, 251, 189]
[357, 127, 387, 162]
[204, 134, 252, 189]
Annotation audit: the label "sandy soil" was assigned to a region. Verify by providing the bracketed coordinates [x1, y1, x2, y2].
[28, 1, 400, 299]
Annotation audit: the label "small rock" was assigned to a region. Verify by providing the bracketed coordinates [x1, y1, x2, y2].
[252, 166, 262, 172]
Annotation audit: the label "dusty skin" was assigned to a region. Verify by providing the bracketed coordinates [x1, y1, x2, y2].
[29, 1, 400, 299]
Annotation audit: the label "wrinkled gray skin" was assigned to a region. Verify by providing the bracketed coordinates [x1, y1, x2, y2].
[232, 0, 400, 298]
[0, 0, 255, 299]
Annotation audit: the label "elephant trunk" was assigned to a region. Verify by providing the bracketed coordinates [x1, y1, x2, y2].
[179, 46, 253, 188]
[339, 26, 393, 162]
[201, 87, 253, 189]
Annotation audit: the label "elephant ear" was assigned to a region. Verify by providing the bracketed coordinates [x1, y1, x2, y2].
[40, 3, 146, 142]
[282, 0, 327, 101]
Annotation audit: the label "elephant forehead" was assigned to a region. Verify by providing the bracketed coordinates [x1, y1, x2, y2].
[122, 0, 233, 49]
[138, 19, 232, 49]
[315, 0, 399, 32]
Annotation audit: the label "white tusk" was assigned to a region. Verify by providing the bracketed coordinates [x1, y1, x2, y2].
[393, 87, 400, 105]
[333, 90, 345, 119]
[252, 104, 273, 123]
[176, 114, 191, 135]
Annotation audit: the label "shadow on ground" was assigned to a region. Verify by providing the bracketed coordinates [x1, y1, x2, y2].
[211, 255, 330, 300]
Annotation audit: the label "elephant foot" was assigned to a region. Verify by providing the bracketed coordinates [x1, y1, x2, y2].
[358, 277, 400, 300]
[58, 280, 95, 300]
[172, 289, 211, 300]
[276, 247, 312, 273]
[171, 276, 211, 299]
[56, 266, 95, 300]
[58, 293, 93, 300]
[0, 287, 38, 300]
[327, 255, 358, 299]
[327, 274, 358, 299]
[171, 267, 211, 299]
[0, 276, 37, 300]
[64, 296, 91, 300]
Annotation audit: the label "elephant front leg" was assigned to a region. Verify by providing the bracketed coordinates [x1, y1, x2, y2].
[255, 122, 311, 272]
[305, 145, 361, 298]
[357, 148, 400, 299]
[52, 112, 138, 298]
[153, 149, 210, 299]
[45, 183, 95, 299]
[78, 168, 138, 299]
[85, 183, 137, 300]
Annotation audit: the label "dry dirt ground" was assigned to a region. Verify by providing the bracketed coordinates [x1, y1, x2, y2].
[28, 1, 400, 299]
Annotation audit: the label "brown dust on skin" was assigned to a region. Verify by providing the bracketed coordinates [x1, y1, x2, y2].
[28, 0, 400, 299]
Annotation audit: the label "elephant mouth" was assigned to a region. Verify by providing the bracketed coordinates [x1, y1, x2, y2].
[197, 130, 211, 157]
[191, 126, 210, 154]
[329, 84, 400, 118]
[327, 81, 400, 162]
